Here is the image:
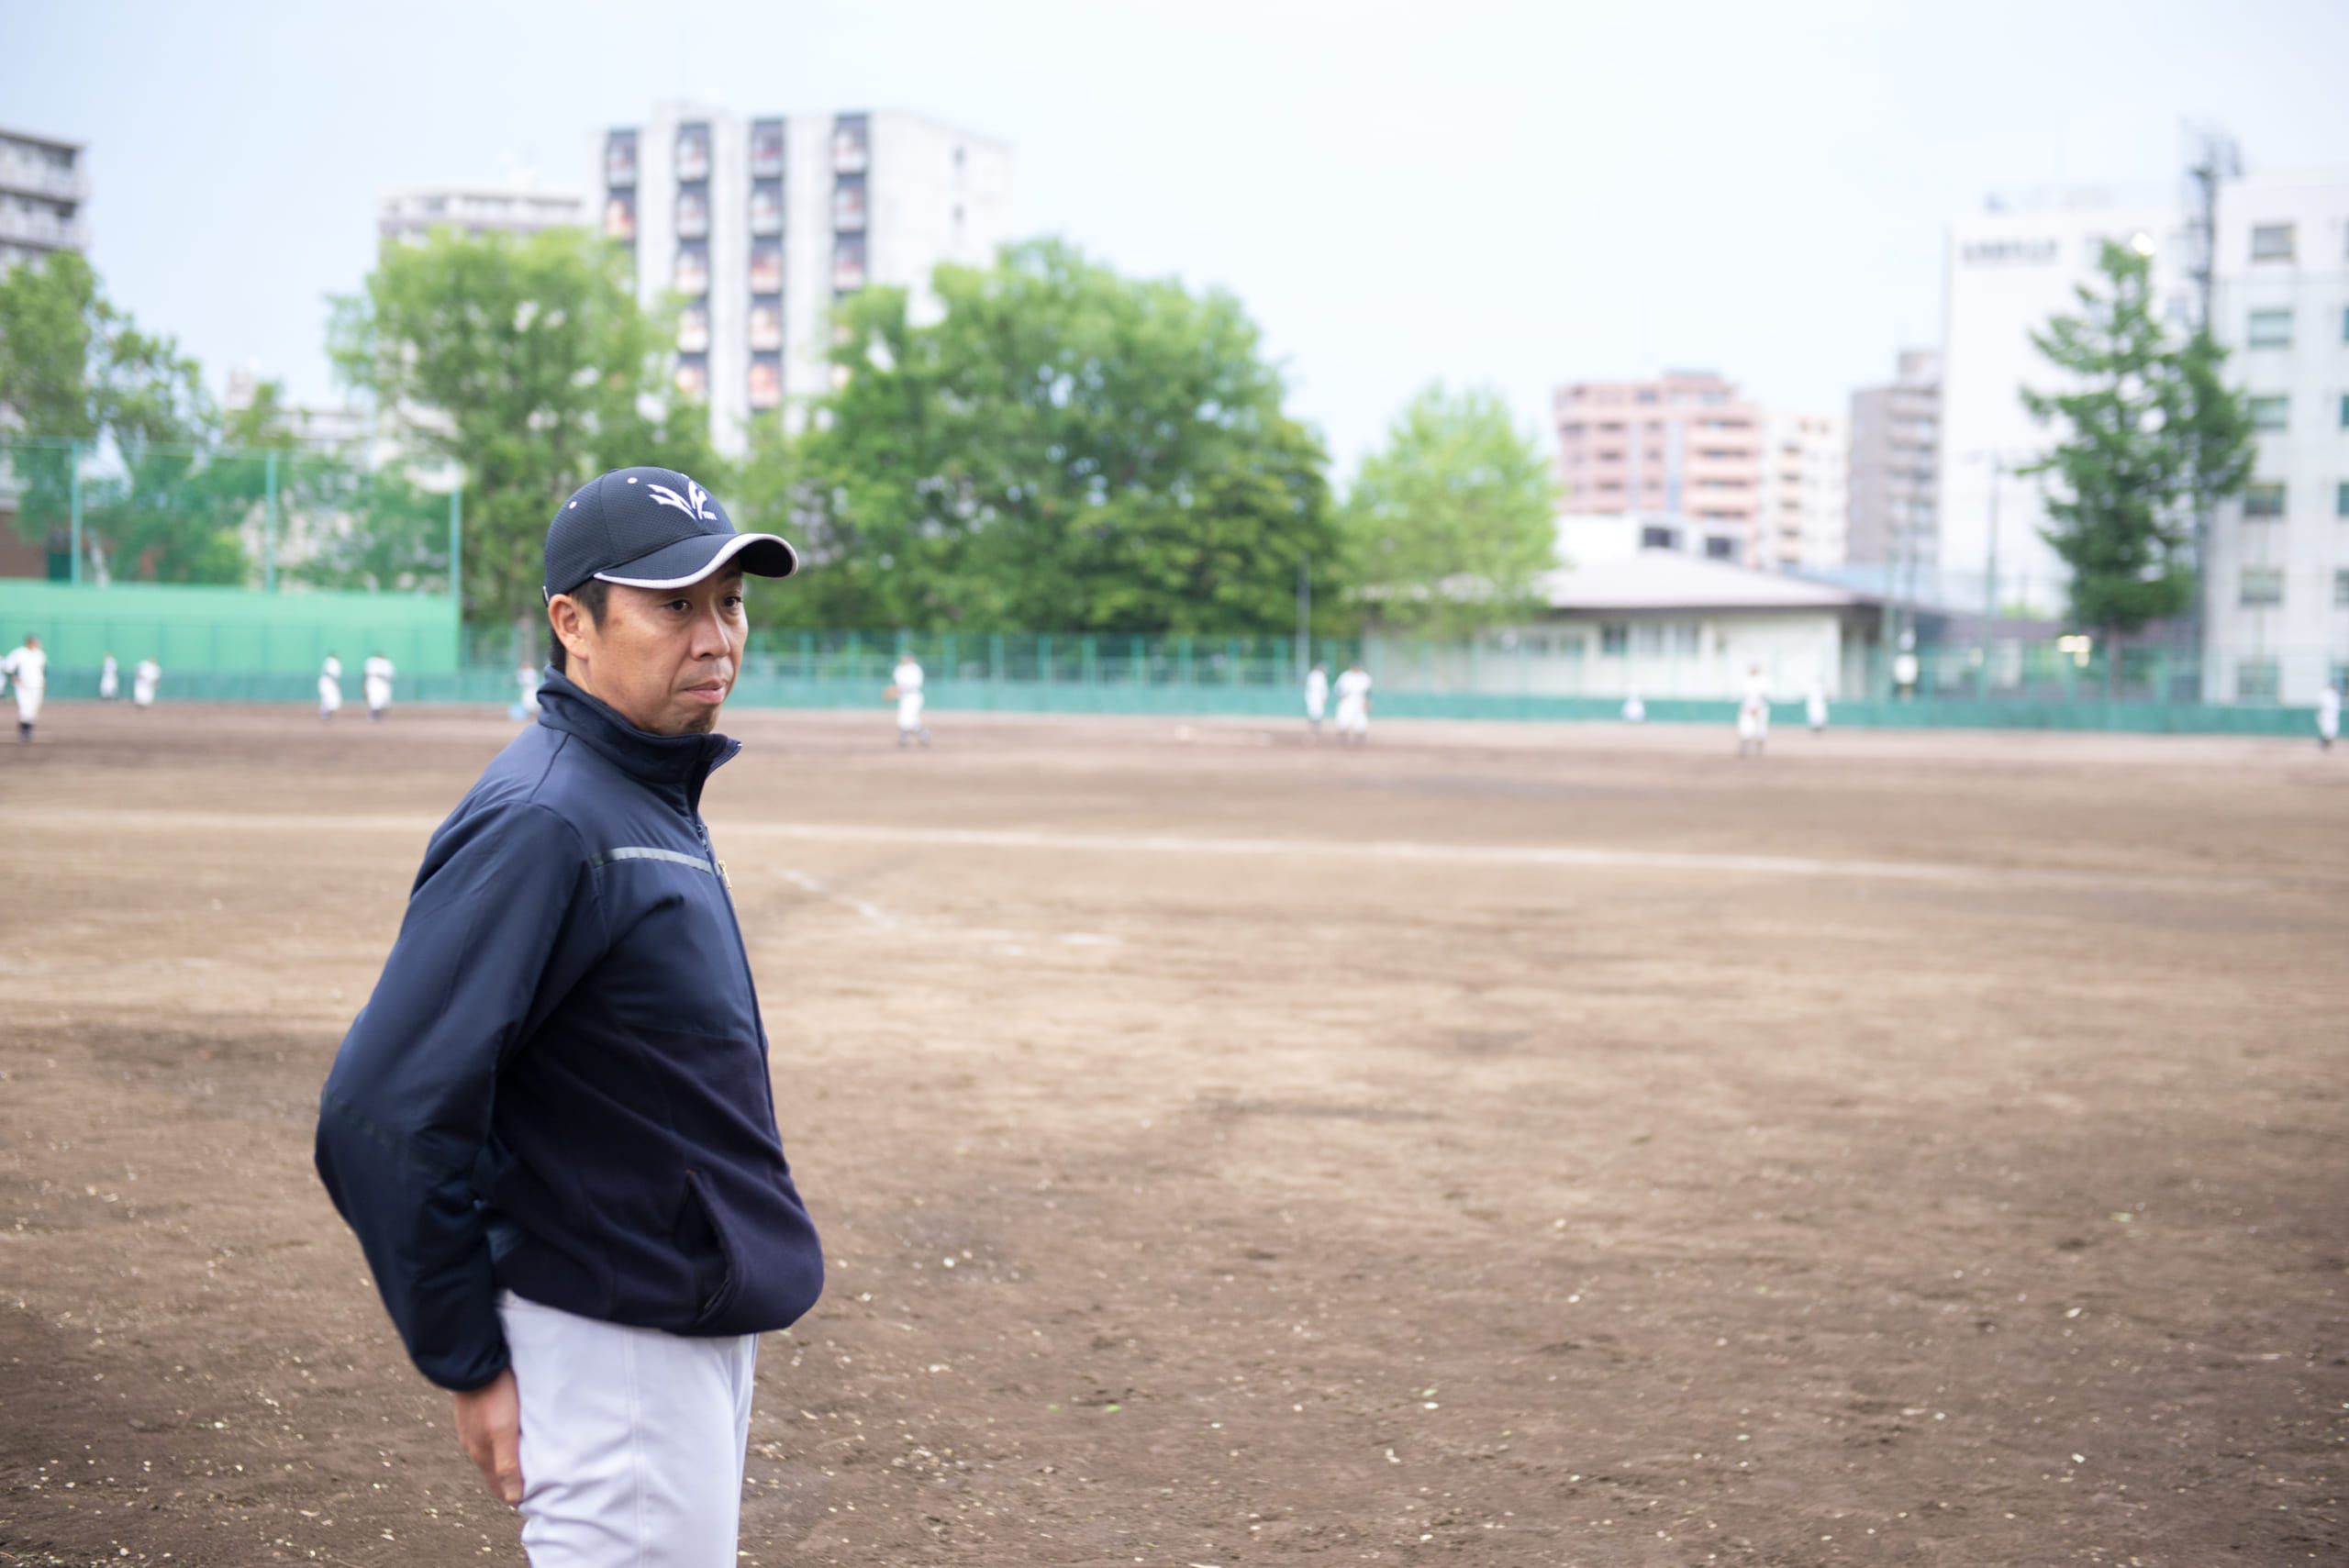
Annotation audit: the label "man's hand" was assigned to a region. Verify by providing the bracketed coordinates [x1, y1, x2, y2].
[453, 1367, 523, 1506]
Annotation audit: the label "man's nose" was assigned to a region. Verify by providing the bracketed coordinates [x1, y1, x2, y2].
[688, 603, 736, 662]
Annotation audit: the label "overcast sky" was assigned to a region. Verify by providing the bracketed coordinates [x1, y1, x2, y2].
[5, 0, 2343, 472]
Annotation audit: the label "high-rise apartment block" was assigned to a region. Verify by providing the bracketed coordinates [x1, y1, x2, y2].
[1845, 349, 1942, 572]
[2198, 165, 2349, 704]
[1755, 410, 1848, 572]
[377, 185, 585, 244]
[0, 127, 87, 272]
[1554, 372, 1763, 562]
[601, 106, 1012, 457]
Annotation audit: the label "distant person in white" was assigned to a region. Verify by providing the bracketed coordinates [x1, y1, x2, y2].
[132, 657, 161, 709]
[1304, 662, 1329, 739]
[1, 633, 46, 743]
[2320, 682, 2341, 752]
[1805, 677, 1829, 734]
[363, 651, 396, 721]
[319, 653, 344, 722]
[515, 662, 541, 719]
[1621, 684, 1646, 724]
[1332, 662, 1372, 745]
[98, 652, 119, 702]
[886, 654, 930, 748]
[1737, 665, 1770, 757]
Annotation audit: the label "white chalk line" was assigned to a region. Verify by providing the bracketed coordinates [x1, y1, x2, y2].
[5, 807, 2260, 893]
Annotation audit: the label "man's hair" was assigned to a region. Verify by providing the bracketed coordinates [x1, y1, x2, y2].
[547, 579, 611, 674]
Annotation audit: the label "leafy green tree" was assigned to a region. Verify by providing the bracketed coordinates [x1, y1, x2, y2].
[2021, 239, 2253, 691]
[743, 239, 1334, 633]
[0, 250, 217, 574]
[1337, 383, 1561, 638]
[329, 228, 716, 628]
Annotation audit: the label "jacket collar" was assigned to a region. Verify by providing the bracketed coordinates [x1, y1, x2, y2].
[534, 668, 740, 811]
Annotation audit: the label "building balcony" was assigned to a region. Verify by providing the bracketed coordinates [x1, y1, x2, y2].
[0, 204, 85, 250]
[0, 158, 85, 204]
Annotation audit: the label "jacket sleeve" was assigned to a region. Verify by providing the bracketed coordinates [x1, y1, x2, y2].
[315, 800, 598, 1391]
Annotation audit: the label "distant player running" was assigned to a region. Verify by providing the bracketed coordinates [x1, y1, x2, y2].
[1305, 662, 1328, 739]
[318, 653, 344, 722]
[1737, 664, 1770, 757]
[363, 651, 396, 721]
[885, 653, 930, 748]
[1805, 676, 1829, 734]
[2320, 682, 2340, 752]
[1, 633, 46, 743]
[99, 651, 119, 702]
[132, 657, 161, 710]
[1333, 662, 1372, 746]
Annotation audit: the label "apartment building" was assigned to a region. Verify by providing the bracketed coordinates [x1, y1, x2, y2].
[601, 106, 1012, 457]
[0, 127, 87, 272]
[1845, 349, 1942, 573]
[1755, 410, 1848, 572]
[2198, 165, 2349, 704]
[377, 185, 585, 244]
[1554, 372, 1764, 562]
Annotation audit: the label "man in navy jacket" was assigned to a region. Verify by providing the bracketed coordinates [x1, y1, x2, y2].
[317, 467, 822, 1565]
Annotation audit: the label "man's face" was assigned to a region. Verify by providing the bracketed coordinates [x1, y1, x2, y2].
[551, 573, 746, 736]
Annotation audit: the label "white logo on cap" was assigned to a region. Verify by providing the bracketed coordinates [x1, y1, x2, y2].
[644, 478, 718, 522]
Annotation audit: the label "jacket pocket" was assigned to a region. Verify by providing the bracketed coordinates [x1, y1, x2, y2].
[678, 1169, 743, 1326]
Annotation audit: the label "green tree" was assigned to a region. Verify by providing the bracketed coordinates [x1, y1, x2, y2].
[329, 228, 716, 629]
[1337, 384, 1561, 639]
[743, 239, 1334, 633]
[0, 250, 217, 575]
[2021, 239, 2254, 692]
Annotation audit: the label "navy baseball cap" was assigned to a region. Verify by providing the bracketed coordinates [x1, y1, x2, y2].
[543, 467, 797, 601]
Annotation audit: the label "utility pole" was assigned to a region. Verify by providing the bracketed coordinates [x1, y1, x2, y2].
[262, 448, 278, 593]
[67, 439, 82, 585]
[2182, 123, 2239, 695]
[1295, 551, 1310, 684]
[449, 485, 464, 665]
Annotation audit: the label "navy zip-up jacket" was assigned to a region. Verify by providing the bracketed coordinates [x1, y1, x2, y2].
[315, 671, 823, 1390]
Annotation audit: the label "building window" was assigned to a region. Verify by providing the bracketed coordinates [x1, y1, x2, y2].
[2249, 223, 2294, 262]
[747, 300, 782, 352]
[750, 180, 783, 237]
[604, 130, 638, 188]
[749, 119, 785, 180]
[831, 114, 869, 174]
[674, 355, 708, 400]
[601, 190, 636, 242]
[2340, 393, 2348, 429]
[676, 304, 709, 354]
[674, 185, 709, 239]
[1639, 525, 1675, 550]
[2338, 481, 2349, 517]
[1599, 623, 1628, 655]
[830, 233, 866, 293]
[2244, 308, 2292, 347]
[674, 124, 711, 183]
[832, 174, 867, 232]
[2243, 482, 2285, 517]
[1704, 536, 1737, 560]
[2240, 566, 2284, 607]
[673, 243, 708, 296]
[748, 356, 783, 410]
[2336, 568, 2349, 607]
[2236, 659, 2280, 702]
[748, 240, 782, 295]
[1631, 622, 1664, 656]
[2248, 395, 2288, 431]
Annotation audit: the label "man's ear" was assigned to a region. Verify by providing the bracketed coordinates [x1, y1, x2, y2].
[549, 595, 592, 665]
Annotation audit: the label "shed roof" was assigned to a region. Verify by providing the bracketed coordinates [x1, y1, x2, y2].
[1539, 551, 1869, 613]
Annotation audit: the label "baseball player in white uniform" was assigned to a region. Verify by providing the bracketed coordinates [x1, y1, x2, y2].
[515, 662, 541, 719]
[363, 652, 396, 721]
[887, 653, 930, 748]
[1332, 662, 1372, 746]
[132, 658, 161, 709]
[2320, 682, 2340, 751]
[1805, 676, 1829, 734]
[1737, 665, 1770, 757]
[1621, 684, 1646, 724]
[99, 652, 119, 701]
[1305, 662, 1328, 738]
[2, 633, 46, 742]
[319, 653, 344, 722]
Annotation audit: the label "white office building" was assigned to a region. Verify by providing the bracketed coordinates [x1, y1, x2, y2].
[600, 106, 1012, 458]
[0, 126, 87, 272]
[2199, 165, 2349, 704]
[1936, 186, 2193, 620]
[1755, 410, 1848, 572]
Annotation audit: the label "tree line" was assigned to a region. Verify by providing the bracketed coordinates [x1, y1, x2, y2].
[3, 228, 2252, 651]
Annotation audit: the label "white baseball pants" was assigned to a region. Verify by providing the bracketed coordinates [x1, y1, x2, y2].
[496, 1290, 759, 1568]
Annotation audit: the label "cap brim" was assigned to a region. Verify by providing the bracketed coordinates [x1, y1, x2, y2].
[593, 531, 799, 589]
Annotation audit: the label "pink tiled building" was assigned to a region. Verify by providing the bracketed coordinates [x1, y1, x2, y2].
[1553, 371, 1764, 562]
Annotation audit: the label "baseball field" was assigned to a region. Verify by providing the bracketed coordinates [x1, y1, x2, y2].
[0, 703, 2343, 1566]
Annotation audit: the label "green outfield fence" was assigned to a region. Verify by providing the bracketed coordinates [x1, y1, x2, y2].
[1, 602, 2333, 737]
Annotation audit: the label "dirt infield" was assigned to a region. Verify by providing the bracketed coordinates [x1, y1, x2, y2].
[1, 701, 2343, 1566]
